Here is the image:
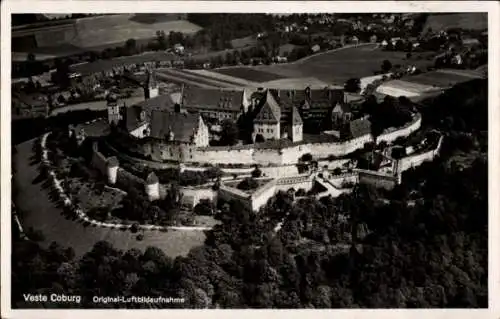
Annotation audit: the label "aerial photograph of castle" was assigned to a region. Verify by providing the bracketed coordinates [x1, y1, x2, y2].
[8, 9, 489, 311]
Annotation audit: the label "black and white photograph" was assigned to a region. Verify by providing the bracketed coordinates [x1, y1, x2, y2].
[1, 1, 498, 317]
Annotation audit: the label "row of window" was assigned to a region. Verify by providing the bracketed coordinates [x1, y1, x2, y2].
[257, 128, 274, 134]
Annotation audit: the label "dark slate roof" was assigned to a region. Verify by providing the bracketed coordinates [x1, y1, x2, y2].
[133, 94, 176, 113]
[125, 105, 148, 132]
[181, 87, 244, 112]
[349, 118, 372, 138]
[332, 102, 352, 114]
[149, 110, 200, 143]
[146, 172, 159, 184]
[107, 156, 119, 167]
[270, 87, 344, 111]
[255, 90, 282, 123]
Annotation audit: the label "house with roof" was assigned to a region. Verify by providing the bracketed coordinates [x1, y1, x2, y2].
[121, 102, 209, 162]
[331, 102, 353, 130]
[180, 87, 247, 123]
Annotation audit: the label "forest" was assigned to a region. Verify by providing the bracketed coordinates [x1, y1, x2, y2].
[11, 79, 488, 308]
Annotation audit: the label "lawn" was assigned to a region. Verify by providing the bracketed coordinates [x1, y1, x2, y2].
[214, 67, 287, 83]
[13, 138, 206, 258]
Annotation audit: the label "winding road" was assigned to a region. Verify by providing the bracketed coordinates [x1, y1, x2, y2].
[13, 138, 207, 257]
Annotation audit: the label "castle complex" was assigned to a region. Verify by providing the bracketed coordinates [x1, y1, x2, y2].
[102, 70, 401, 166]
[64, 68, 442, 213]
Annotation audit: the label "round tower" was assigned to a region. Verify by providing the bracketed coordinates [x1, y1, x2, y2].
[145, 172, 160, 201]
[106, 156, 119, 185]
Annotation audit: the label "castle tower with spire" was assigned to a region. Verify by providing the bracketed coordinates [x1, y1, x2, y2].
[144, 68, 159, 100]
[107, 92, 121, 125]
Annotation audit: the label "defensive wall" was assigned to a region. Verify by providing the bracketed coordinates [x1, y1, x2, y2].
[189, 113, 421, 166]
[87, 124, 440, 212]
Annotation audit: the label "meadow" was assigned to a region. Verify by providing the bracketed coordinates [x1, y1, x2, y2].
[214, 44, 433, 86]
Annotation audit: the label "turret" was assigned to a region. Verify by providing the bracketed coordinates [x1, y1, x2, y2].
[145, 172, 160, 201]
[106, 156, 119, 185]
[144, 69, 159, 100]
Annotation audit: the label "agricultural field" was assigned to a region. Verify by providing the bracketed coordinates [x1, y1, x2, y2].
[214, 44, 433, 86]
[14, 14, 202, 54]
[230, 35, 258, 49]
[403, 70, 479, 88]
[215, 67, 288, 83]
[422, 13, 488, 34]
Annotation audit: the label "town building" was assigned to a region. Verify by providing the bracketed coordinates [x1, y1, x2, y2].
[179, 87, 247, 123]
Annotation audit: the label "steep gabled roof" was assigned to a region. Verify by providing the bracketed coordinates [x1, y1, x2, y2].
[146, 172, 159, 184]
[332, 102, 352, 114]
[255, 90, 281, 123]
[149, 110, 200, 143]
[182, 87, 244, 112]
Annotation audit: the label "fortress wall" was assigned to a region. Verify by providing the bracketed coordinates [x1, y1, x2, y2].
[250, 181, 277, 212]
[91, 147, 109, 177]
[218, 185, 252, 211]
[328, 173, 359, 188]
[378, 113, 422, 144]
[180, 188, 218, 208]
[398, 136, 444, 172]
[194, 147, 254, 164]
[274, 175, 313, 193]
[116, 168, 145, 191]
[318, 158, 351, 170]
[358, 170, 398, 190]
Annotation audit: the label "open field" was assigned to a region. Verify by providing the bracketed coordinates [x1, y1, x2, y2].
[215, 67, 287, 83]
[231, 35, 258, 49]
[422, 13, 488, 34]
[13, 139, 206, 257]
[213, 44, 433, 86]
[13, 14, 202, 52]
[403, 69, 479, 88]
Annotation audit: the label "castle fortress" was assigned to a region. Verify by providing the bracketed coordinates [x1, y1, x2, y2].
[105, 70, 421, 166]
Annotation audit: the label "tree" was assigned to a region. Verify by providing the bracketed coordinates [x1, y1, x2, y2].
[220, 119, 239, 146]
[237, 177, 259, 191]
[251, 166, 262, 178]
[125, 38, 137, 54]
[381, 59, 393, 73]
[344, 78, 361, 93]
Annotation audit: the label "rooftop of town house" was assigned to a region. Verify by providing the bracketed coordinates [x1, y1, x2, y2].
[69, 52, 179, 76]
[181, 87, 245, 112]
[12, 92, 48, 108]
[149, 110, 201, 143]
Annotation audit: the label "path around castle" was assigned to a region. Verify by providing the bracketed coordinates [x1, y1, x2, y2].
[13, 138, 207, 257]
